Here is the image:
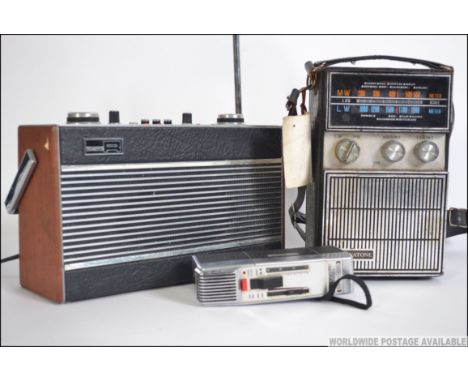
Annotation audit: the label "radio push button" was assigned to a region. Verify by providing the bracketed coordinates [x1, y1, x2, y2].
[414, 141, 439, 163]
[335, 139, 360, 164]
[381, 140, 405, 163]
[182, 113, 192, 124]
[240, 279, 249, 291]
[109, 110, 120, 124]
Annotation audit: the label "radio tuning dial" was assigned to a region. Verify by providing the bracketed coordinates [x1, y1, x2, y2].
[335, 139, 360, 164]
[381, 140, 405, 163]
[414, 141, 439, 163]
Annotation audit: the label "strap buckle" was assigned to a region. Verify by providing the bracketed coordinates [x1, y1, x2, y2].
[448, 208, 467, 228]
[290, 204, 299, 229]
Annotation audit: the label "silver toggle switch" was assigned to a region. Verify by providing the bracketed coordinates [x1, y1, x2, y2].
[335, 139, 360, 164]
[381, 140, 405, 163]
[414, 141, 440, 163]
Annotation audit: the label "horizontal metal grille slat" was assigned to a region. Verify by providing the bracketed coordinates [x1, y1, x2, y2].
[60, 175, 281, 191]
[61, 195, 281, 217]
[322, 172, 446, 273]
[198, 278, 237, 283]
[61, 181, 280, 198]
[62, 222, 281, 250]
[61, 186, 280, 205]
[63, 234, 281, 265]
[61, 199, 280, 224]
[62, 207, 279, 230]
[198, 283, 236, 287]
[195, 271, 238, 303]
[62, 189, 280, 210]
[63, 216, 281, 240]
[62, 210, 278, 234]
[60, 160, 282, 270]
[63, 226, 280, 256]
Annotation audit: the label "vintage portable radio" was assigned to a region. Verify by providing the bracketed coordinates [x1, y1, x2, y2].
[6, 113, 283, 302]
[193, 246, 354, 306]
[4, 36, 284, 302]
[291, 55, 459, 277]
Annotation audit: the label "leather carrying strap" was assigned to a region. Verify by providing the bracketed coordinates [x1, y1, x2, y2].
[288, 186, 307, 241]
[320, 274, 372, 310]
[447, 208, 468, 237]
[309, 55, 453, 72]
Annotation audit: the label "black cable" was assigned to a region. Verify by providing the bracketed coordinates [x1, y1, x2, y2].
[1, 254, 19, 263]
[320, 274, 373, 310]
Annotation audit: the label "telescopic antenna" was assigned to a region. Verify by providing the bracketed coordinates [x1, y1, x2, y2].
[217, 35, 244, 123]
[233, 35, 242, 115]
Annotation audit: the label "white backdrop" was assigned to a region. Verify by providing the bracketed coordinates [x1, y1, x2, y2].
[1, 35, 466, 345]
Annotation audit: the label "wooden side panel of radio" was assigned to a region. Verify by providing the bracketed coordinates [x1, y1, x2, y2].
[18, 125, 64, 302]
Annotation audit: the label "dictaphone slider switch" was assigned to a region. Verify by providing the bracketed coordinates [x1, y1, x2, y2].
[250, 276, 283, 290]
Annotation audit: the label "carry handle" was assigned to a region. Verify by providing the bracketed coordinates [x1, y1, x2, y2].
[307, 55, 453, 73]
[4, 149, 37, 214]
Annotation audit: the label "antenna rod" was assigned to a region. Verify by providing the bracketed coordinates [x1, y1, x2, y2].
[233, 35, 242, 115]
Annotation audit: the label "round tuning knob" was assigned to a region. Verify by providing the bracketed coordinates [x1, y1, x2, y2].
[66, 112, 99, 124]
[381, 140, 405, 163]
[335, 139, 360, 164]
[414, 141, 439, 163]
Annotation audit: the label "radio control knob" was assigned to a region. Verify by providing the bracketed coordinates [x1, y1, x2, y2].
[335, 139, 360, 164]
[414, 141, 439, 163]
[66, 112, 99, 124]
[381, 140, 405, 163]
[182, 113, 192, 124]
[109, 110, 120, 124]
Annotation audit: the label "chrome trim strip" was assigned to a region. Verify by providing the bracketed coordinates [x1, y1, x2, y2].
[61, 158, 282, 172]
[63, 236, 282, 270]
[60, 165, 281, 178]
[60, 170, 281, 184]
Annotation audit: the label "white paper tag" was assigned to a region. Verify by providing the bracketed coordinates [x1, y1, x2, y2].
[282, 113, 312, 188]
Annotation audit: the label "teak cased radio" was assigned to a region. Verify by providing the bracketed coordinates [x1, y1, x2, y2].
[11, 118, 283, 302]
[305, 56, 454, 277]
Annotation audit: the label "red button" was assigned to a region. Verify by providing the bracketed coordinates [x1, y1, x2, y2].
[240, 279, 249, 291]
